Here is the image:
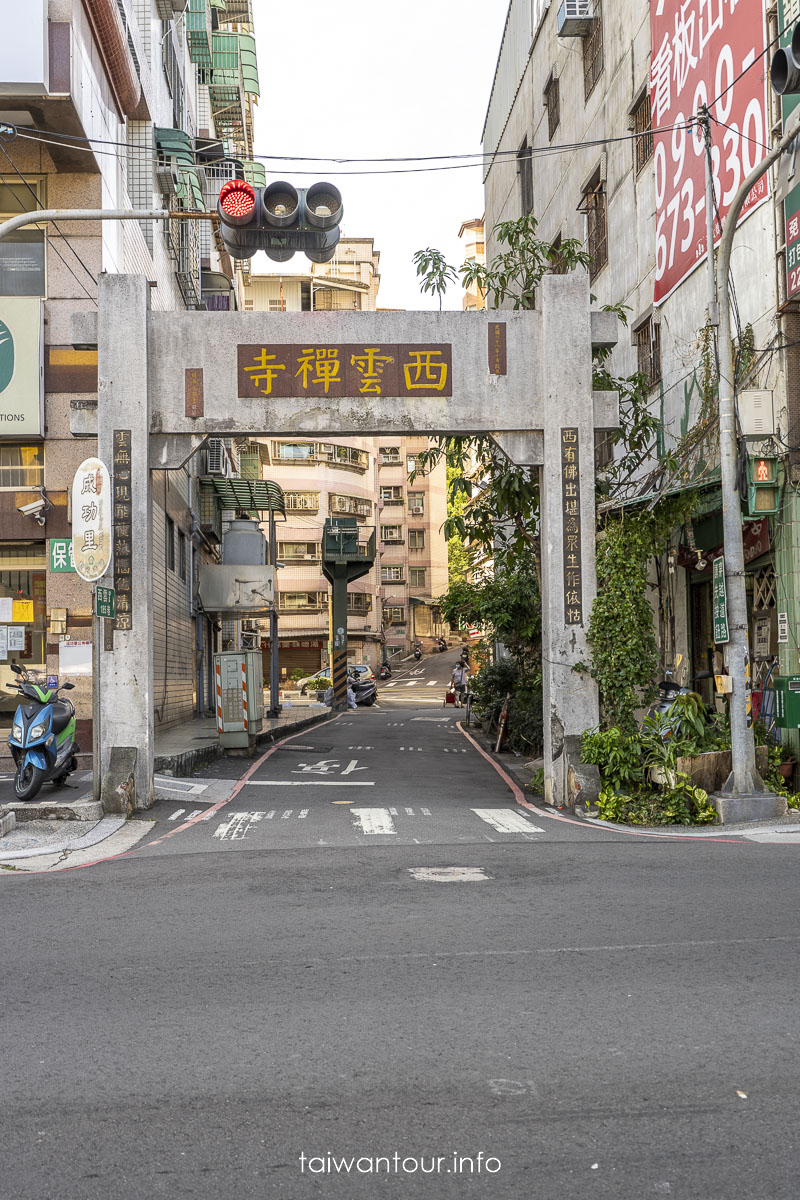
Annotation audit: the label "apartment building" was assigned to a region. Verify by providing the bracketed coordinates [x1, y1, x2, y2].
[243, 241, 449, 674]
[458, 217, 486, 311]
[0, 0, 261, 735]
[482, 0, 789, 707]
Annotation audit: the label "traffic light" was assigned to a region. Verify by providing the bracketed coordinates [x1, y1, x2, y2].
[771, 24, 800, 95]
[217, 179, 343, 263]
[745, 455, 780, 515]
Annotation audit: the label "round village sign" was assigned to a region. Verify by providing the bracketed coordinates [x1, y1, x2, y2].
[71, 457, 111, 582]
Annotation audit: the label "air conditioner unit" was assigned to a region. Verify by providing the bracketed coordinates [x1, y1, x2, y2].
[206, 438, 230, 477]
[410, 506, 424, 515]
[557, 0, 595, 37]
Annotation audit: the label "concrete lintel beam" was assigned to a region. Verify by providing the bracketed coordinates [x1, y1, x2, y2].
[71, 310, 98, 349]
[590, 310, 619, 351]
[491, 431, 544, 467]
[593, 390, 620, 430]
[149, 434, 207, 470]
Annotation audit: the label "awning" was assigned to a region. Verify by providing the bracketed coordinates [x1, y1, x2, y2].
[155, 127, 205, 210]
[203, 477, 286, 516]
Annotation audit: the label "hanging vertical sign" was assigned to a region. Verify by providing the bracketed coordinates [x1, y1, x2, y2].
[649, 0, 769, 305]
[713, 554, 729, 644]
[71, 458, 111, 582]
[561, 428, 582, 625]
[112, 429, 133, 631]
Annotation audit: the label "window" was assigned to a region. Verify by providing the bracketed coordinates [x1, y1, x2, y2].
[517, 137, 533, 214]
[634, 315, 662, 386]
[583, 2, 604, 101]
[279, 541, 320, 560]
[409, 567, 426, 587]
[544, 73, 560, 142]
[279, 591, 324, 611]
[0, 444, 44, 489]
[408, 491, 425, 515]
[380, 486, 404, 505]
[329, 493, 372, 518]
[381, 525, 403, 542]
[268, 299, 283, 311]
[632, 88, 653, 175]
[0, 179, 46, 296]
[383, 605, 406, 625]
[166, 516, 175, 571]
[549, 233, 569, 276]
[284, 491, 319, 512]
[179, 530, 187, 581]
[381, 565, 405, 582]
[595, 431, 614, 471]
[380, 445, 401, 463]
[409, 530, 425, 549]
[407, 456, 419, 474]
[274, 442, 315, 460]
[347, 593, 372, 614]
[581, 176, 608, 280]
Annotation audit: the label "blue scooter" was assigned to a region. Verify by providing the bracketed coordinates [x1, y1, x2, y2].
[8, 663, 78, 801]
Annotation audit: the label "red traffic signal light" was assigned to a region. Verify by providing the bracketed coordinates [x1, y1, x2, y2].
[218, 180, 256, 224]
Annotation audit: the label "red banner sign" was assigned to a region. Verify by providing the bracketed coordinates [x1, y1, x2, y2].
[650, 0, 769, 305]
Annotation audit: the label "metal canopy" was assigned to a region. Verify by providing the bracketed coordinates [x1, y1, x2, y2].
[204, 477, 286, 515]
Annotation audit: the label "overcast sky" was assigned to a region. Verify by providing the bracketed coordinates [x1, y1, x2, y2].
[252, 0, 509, 311]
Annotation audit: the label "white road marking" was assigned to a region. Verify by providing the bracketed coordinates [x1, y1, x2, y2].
[298, 809, 309, 818]
[421, 807, 432, 816]
[471, 808, 545, 834]
[405, 681, 417, 687]
[168, 809, 185, 821]
[186, 809, 202, 821]
[388, 806, 398, 815]
[265, 810, 276, 819]
[214, 812, 264, 840]
[405, 807, 414, 815]
[409, 866, 491, 882]
[351, 807, 396, 835]
[427, 680, 437, 686]
[384, 682, 398, 688]
[244, 780, 375, 787]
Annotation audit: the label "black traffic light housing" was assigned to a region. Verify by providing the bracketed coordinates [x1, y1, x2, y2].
[772, 24, 800, 95]
[217, 178, 343, 263]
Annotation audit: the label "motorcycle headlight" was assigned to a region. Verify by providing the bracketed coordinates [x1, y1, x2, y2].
[12, 723, 22, 741]
[30, 721, 48, 740]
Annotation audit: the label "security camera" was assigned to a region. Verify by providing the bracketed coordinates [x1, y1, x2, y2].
[18, 497, 47, 518]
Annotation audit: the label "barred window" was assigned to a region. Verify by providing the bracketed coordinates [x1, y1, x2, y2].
[544, 74, 560, 142]
[583, 3, 604, 101]
[517, 137, 533, 214]
[634, 316, 661, 387]
[409, 567, 426, 587]
[633, 89, 653, 175]
[581, 179, 608, 280]
[409, 530, 425, 549]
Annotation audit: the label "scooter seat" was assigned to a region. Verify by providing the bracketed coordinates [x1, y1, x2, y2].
[51, 701, 73, 735]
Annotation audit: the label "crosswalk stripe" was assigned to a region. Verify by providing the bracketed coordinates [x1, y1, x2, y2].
[351, 807, 396, 835]
[471, 808, 545, 834]
[168, 809, 185, 821]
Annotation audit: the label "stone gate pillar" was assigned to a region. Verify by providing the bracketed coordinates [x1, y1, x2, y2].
[538, 273, 600, 808]
[96, 275, 154, 810]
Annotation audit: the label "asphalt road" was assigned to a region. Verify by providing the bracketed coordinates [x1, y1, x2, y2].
[2, 648, 800, 1199]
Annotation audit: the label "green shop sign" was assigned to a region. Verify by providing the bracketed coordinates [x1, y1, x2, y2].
[95, 585, 116, 619]
[50, 538, 75, 572]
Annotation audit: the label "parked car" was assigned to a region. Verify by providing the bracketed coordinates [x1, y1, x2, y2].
[298, 668, 331, 695]
[348, 664, 375, 683]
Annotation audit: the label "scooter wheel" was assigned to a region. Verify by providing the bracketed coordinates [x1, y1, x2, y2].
[14, 763, 45, 802]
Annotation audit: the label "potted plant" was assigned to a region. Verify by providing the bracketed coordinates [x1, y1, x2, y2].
[314, 677, 331, 701]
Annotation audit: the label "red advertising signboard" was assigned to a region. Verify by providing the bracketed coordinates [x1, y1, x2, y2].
[650, 0, 769, 305]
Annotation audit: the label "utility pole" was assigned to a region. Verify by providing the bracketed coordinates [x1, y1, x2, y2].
[710, 106, 800, 806]
[267, 506, 280, 718]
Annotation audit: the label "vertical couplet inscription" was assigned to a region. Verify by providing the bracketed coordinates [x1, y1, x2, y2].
[113, 429, 133, 631]
[561, 428, 582, 626]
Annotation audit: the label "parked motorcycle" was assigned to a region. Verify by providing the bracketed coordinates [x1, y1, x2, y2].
[437, 637, 447, 652]
[350, 676, 378, 707]
[8, 663, 78, 801]
[413, 643, 422, 661]
[379, 663, 392, 680]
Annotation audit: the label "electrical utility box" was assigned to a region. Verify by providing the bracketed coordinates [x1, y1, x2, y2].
[773, 676, 800, 728]
[213, 650, 265, 749]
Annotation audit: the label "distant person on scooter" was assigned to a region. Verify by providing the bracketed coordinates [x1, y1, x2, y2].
[414, 642, 422, 661]
[451, 660, 470, 707]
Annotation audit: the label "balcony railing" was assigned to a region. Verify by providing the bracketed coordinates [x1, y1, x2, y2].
[323, 526, 377, 564]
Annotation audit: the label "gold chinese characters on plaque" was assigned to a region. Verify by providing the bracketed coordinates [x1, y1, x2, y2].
[561, 427, 582, 626]
[237, 344, 453, 398]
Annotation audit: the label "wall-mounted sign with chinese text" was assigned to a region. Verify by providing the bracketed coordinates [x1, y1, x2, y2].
[649, 0, 769, 305]
[0, 298, 44, 436]
[49, 538, 76, 573]
[713, 554, 729, 644]
[71, 457, 111, 582]
[561, 428, 582, 626]
[238, 344, 452, 398]
[112, 430, 133, 631]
